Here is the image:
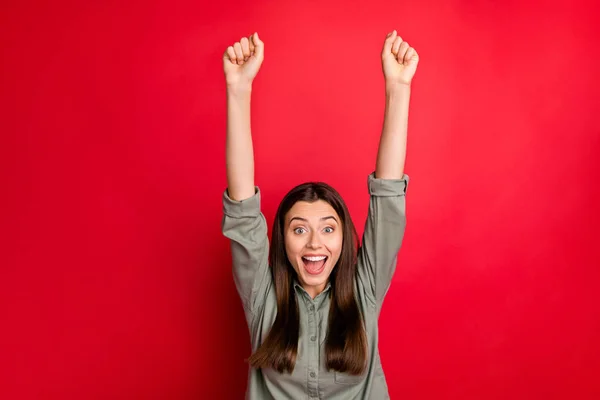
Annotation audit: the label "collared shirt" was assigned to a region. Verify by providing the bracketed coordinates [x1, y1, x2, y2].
[222, 172, 409, 400]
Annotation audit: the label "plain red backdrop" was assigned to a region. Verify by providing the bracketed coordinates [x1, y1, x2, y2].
[2, 0, 599, 399]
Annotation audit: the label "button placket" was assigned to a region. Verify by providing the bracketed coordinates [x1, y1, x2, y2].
[307, 300, 319, 396]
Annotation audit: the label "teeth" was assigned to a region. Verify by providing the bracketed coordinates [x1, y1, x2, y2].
[303, 256, 326, 262]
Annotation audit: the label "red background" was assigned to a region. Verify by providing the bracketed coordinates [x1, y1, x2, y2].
[2, 0, 600, 399]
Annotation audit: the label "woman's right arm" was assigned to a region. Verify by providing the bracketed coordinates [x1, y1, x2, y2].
[224, 32, 264, 200]
[221, 33, 270, 320]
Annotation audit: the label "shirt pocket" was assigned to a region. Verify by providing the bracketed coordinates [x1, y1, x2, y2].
[334, 370, 366, 385]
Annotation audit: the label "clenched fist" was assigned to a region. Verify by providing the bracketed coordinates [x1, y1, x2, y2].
[223, 32, 264, 88]
[381, 30, 419, 87]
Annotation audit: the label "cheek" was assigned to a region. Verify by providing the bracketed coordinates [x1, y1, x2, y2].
[284, 234, 303, 259]
[328, 233, 344, 257]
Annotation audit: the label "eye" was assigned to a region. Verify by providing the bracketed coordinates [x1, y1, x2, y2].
[323, 227, 334, 233]
[294, 227, 306, 234]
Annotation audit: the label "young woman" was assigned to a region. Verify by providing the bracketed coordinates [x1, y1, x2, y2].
[222, 30, 418, 400]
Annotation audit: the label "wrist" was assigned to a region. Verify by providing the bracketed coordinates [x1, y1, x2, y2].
[385, 81, 411, 95]
[227, 82, 253, 95]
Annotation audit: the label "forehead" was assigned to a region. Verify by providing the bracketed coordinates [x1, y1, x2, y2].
[286, 200, 340, 222]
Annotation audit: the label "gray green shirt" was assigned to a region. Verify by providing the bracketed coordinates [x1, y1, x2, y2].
[222, 172, 409, 400]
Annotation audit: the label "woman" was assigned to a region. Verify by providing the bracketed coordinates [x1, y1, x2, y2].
[222, 30, 418, 400]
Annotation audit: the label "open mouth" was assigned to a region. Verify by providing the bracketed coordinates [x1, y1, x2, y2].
[301, 256, 328, 275]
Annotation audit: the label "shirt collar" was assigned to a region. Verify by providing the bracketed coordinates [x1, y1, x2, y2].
[293, 279, 332, 303]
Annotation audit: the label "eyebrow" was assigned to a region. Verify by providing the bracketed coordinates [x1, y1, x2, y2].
[289, 216, 339, 224]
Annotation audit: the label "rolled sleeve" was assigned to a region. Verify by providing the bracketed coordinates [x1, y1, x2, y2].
[222, 187, 262, 217]
[368, 172, 409, 197]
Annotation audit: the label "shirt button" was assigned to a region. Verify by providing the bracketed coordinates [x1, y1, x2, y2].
[310, 335, 316, 341]
[309, 305, 315, 311]
[310, 371, 316, 378]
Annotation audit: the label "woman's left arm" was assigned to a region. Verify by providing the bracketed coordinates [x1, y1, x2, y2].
[375, 30, 419, 179]
[357, 31, 419, 306]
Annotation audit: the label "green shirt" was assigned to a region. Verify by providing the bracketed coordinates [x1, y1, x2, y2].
[222, 172, 409, 400]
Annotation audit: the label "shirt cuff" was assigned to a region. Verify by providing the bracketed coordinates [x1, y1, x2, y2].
[222, 187, 262, 217]
[367, 172, 409, 196]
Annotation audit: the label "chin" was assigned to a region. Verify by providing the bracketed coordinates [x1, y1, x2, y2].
[301, 274, 328, 287]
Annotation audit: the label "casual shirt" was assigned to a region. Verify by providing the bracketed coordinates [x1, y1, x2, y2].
[221, 172, 409, 399]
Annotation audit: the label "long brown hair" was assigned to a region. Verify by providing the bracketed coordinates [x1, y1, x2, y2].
[248, 181, 367, 375]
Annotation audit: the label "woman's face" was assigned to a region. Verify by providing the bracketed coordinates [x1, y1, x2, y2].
[284, 199, 343, 298]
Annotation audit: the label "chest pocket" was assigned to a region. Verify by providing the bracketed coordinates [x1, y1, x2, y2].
[334, 370, 367, 385]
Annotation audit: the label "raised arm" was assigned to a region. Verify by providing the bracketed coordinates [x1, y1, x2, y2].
[224, 32, 264, 201]
[357, 31, 418, 306]
[222, 33, 270, 321]
[375, 30, 419, 179]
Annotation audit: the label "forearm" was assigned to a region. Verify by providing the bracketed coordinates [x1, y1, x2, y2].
[375, 83, 411, 180]
[226, 84, 255, 201]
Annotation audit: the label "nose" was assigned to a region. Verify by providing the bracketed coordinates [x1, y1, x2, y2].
[307, 232, 322, 249]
